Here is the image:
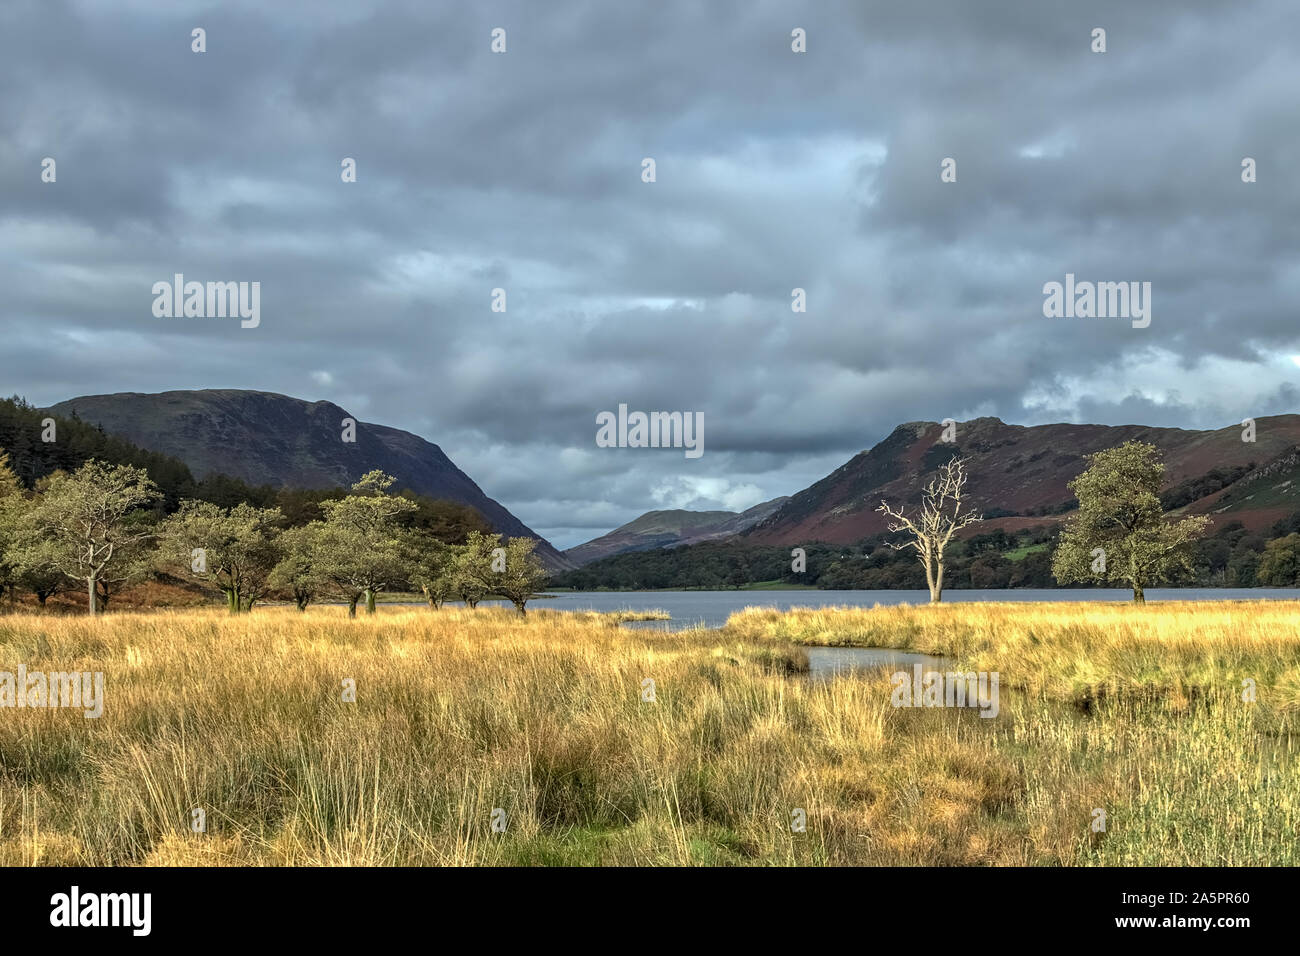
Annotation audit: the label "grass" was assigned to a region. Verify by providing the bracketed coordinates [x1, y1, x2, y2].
[0, 601, 1295, 866]
[722, 601, 1300, 708]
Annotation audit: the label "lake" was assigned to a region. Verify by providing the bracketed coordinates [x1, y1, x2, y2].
[494, 587, 1299, 630]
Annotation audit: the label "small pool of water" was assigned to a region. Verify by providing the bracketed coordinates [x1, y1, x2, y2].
[805, 645, 943, 681]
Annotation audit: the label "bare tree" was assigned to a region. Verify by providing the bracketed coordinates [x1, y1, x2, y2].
[877, 456, 983, 603]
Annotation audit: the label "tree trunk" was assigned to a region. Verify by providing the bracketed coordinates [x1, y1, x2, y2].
[226, 589, 238, 614]
[87, 575, 98, 617]
[365, 589, 376, 614]
[923, 549, 940, 603]
[347, 595, 358, 618]
[296, 592, 309, 611]
[36, 592, 48, 607]
[513, 599, 527, 616]
[1131, 554, 1145, 604]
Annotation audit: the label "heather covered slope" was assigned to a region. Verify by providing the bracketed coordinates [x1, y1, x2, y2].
[745, 416, 1300, 546]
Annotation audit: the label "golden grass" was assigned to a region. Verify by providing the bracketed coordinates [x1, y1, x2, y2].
[0, 601, 1295, 866]
[722, 600, 1300, 707]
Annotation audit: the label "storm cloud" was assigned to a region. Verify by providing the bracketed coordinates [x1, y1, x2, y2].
[2, 0, 1297, 547]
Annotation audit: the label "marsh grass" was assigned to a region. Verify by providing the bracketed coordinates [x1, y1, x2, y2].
[723, 601, 1300, 709]
[0, 601, 1295, 865]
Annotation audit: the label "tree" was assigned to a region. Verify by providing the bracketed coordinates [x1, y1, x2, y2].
[1256, 533, 1300, 586]
[311, 521, 366, 616]
[0, 451, 21, 499]
[1051, 441, 1210, 604]
[12, 460, 160, 615]
[968, 552, 1012, 589]
[0, 452, 25, 604]
[491, 537, 548, 615]
[450, 531, 497, 609]
[269, 523, 326, 611]
[726, 554, 751, 589]
[160, 500, 284, 613]
[315, 471, 417, 616]
[18, 560, 70, 607]
[407, 535, 455, 609]
[877, 456, 983, 603]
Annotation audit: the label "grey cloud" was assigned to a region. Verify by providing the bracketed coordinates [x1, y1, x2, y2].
[1, 0, 1297, 548]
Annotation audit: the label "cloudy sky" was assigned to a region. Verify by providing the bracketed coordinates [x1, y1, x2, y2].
[3, 0, 1298, 548]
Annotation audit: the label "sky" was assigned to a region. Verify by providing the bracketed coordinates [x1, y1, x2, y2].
[3, 0, 1299, 549]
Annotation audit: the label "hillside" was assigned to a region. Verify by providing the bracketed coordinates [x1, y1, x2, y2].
[49, 389, 573, 570]
[565, 497, 789, 565]
[745, 415, 1300, 546]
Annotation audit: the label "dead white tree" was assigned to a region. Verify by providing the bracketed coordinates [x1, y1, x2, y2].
[877, 456, 983, 603]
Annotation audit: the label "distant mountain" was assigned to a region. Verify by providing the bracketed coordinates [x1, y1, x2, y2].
[49, 389, 574, 570]
[565, 497, 789, 565]
[744, 415, 1300, 546]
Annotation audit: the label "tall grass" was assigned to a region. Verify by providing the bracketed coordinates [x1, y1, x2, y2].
[0, 601, 1295, 865]
[722, 601, 1300, 709]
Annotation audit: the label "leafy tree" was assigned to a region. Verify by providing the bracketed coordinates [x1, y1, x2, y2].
[1196, 537, 1234, 583]
[726, 554, 751, 589]
[407, 535, 455, 609]
[968, 552, 1012, 589]
[160, 500, 284, 612]
[1271, 511, 1300, 538]
[15, 550, 70, 607]
[1007, 550, 1054, 588]
[11, 460, 160, 615]
[269, 523, 327, 611]
[0, 451, 21, 499]
[0, 452, 24, 603]
[402, 493, 492, 543]
[1052, 441, 1210, 603]
[445, 533, 548, 613]
[1228, 549, 1261, 587]
[877, 456, 983, 603]
[315, 471, 417, 616]
[450, 531, 497, 609]
[1255, 533, 1300, 586]
[312, 521, 365, 616]
[491, 537, 548, 614]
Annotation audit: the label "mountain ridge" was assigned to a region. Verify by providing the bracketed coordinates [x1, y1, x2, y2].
[49, 389, 575, 571]
[743, 414, 1300, 546]
[41, 392, 1300, 572]
[564, 497, 789, 565]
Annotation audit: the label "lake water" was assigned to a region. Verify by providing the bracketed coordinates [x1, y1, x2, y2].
[497, 587, 1299, 631]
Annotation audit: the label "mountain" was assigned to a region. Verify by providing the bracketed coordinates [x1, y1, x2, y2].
[49, 389, 574, 570]
[744, 415, 1300, 546]
[565, 497, 790, 565]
